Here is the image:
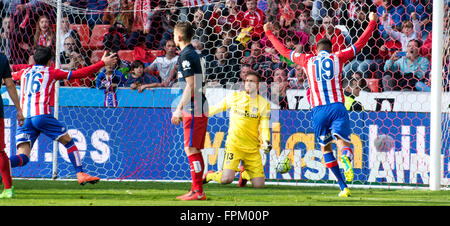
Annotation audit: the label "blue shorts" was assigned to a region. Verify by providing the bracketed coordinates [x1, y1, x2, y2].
[311, 103, 351, 146]
[15, 114, 68, 148]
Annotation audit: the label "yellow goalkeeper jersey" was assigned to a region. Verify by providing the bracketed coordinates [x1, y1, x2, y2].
[209, 91, 271, 153]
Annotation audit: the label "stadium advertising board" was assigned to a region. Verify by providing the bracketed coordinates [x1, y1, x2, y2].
[1, 87, 449, 186]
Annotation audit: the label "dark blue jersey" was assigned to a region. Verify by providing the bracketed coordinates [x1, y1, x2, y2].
[177, 44, 208, 115]
[0, 54, 12, 118]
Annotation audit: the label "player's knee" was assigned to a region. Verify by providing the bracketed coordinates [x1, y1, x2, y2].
[58, 134, 72, 145]
[251, 178, 265, 188]
[220, 174, 234, 184]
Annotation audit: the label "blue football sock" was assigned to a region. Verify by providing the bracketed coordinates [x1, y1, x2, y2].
[64, 140, 83, 173]
[323, 152, 347, 190]
[10, 154, 29, 168]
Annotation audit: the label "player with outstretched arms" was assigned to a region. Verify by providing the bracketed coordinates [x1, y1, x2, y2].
[9, 46, 117, 190]
[171, 22, 209, 201]
[203, 70, 271, 188]
[264, 12, 378, 197]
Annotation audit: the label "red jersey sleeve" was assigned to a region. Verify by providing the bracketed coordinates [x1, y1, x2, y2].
[49, 61, 106, 80]
[265, 30, 310, 67]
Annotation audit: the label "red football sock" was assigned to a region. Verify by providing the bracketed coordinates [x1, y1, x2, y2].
[0, 151, 13, 189]
[188, 152, 204, 193]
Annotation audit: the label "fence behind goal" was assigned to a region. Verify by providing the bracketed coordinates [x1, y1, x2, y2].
[0, 0, 448, 188]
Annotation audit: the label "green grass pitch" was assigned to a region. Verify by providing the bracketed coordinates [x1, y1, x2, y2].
[0, 179, 448, 206]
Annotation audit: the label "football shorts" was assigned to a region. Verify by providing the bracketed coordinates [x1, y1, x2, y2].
[311, 102, 351, 146]
[222, 145, 265, 179]
[15, 114, 68, 147]
[182, 111, 208, 149]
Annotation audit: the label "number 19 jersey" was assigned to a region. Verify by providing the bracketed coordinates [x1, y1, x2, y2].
[290, 49, 356, 108]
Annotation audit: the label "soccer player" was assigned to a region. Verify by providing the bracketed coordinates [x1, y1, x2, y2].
[171, 22, 209, 201]
[0, 53, 25, 199]
[264, 12, 379, 197]
[9, 46, 117, 190]
[203, 70, 271, 188]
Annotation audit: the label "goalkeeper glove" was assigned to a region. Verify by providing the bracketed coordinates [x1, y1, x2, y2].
[262, 141, 272, 154]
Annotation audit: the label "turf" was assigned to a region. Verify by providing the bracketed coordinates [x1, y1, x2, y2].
[0, 179, 448, 206]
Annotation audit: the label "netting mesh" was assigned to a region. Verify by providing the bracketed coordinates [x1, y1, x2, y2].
[0, 0, 448, 187]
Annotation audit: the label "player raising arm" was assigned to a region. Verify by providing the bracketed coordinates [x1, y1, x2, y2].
[203, 70, 271, 188]
[9, 46, 117, 192]
[264, 12, 378, 197]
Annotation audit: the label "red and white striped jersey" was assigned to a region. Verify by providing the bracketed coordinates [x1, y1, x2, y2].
[289, 48, 357, 107]
[183, 0, 210, 7]
[15, 65, 72, 117]
[13, 61, 106, 118]
[266, 20, 377, 108]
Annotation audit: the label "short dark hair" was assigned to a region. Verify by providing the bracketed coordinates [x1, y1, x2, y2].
[245, 70, 261, 82]
[130, 60, 145, 70]
[408, 39, 422, 48]
[316, 38, 333, 52]
[33, 46, 54, 65]
[174, 22, 195, 43]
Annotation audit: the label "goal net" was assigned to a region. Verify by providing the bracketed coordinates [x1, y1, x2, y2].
[0, 0, 448, 189]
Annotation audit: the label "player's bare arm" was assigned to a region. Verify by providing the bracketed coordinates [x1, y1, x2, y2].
[3, 77, 24, 126]
[171, 75, 195, 125]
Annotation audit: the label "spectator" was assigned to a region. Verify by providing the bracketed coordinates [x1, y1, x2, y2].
[144, 39, 178, 87]
[192, 8, 218, 62]
[57, 14, 81, 54]
[241, 41, 274, 82]
[221, 29, 244, 60]
[240, 0, 266, 41]
[157, 0, 185, 50]
[208, 0, 243, 35]
[126, 60, 159, 91]
[270, 68, 289, 109]
[288, 64, 309, 89]
[376, 0, 407, 39]
[60, 37, 92, 87]
[342, 76, 364, 111]
[313, 14, 347, 53]
[404, 0, 432, 22]
[96, 54, 126, 107]
[9, 1, 33, 64]
[126, 0, 152, 50]
[383, 39, 430, 91]
[292, 9, 313, 53]
[96, 55, 126, 89]
[206, 46, 240, 86]
[60, 36, 89, 71]
[239, 63, 253, 82]
[116, 0, 134, 34]
[33, 15, 55, 48]
[419, 32, 432, 60]
[381, 12, 421, 52]
[102, 0, 121, 25]
[310, 0, 332, 23]
[278, 0, 295, 28]
[103, 22, 127, 52]
[343, 6, 385, 79]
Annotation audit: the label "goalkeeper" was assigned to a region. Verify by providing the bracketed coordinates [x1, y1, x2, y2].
[203, 70, 271, 188]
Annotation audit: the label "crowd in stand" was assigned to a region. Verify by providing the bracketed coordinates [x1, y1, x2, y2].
[0, 0, 449, 104]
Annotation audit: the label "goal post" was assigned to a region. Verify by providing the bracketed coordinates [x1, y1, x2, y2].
[2, 0, 449, 189]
